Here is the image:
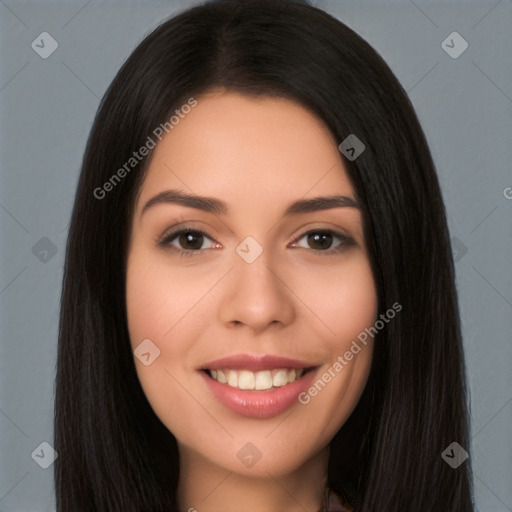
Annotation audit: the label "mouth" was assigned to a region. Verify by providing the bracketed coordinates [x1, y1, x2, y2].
[197, 354, 320, 419]
[200, 367, 316, 391]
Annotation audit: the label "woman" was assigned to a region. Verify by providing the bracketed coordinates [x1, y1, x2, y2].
[54, 0, 474, 510]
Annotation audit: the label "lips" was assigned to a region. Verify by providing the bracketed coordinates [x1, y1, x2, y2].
[199, 353, 315, 372]
[197, 354, 319, 419]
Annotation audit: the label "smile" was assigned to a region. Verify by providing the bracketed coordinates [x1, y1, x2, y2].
[198, 354, 319, 419]
[206, 368, 306, 390]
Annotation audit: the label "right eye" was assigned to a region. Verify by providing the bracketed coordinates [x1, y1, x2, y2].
[158, 228, 218, 256]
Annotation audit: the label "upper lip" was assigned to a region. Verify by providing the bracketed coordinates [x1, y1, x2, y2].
[199, 354, 317, 372]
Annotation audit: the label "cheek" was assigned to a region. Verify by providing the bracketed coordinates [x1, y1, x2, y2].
[292, 254, 378, 344]
[287, 255, 377, 426]
[125, 251, 206, 425]
[125, 251, 207, 348]
[334, 261, 377, 340]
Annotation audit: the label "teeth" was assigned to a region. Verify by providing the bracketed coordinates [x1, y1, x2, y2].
[208, 368, 305, 390]
[227, 370, 238, 387]
[238, 370, 254, 390]
[255, 370, 272, 390]
[273, 369, 288, 387]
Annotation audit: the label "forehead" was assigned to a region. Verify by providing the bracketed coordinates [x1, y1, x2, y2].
[135, 90, 354, 214]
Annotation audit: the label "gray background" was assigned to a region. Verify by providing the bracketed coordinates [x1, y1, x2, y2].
[1, 0, 511, 510]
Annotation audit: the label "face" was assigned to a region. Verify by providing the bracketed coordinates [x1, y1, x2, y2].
[125, 89, 377, 478]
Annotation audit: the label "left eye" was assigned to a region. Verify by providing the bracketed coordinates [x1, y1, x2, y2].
[293, 230, 348, 252]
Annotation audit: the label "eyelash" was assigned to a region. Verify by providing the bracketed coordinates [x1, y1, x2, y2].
[157, 225, 354, 258]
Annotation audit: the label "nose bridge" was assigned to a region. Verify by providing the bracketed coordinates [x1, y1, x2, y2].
[232, 232, 274, 281]
[237, 245, 277, 292]
[218, 239, 295, 331]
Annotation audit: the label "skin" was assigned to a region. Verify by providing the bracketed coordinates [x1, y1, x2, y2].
[125, 89, 377, 512]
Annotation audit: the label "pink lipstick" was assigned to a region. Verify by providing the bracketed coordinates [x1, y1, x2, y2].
[198, 354, 319, 419]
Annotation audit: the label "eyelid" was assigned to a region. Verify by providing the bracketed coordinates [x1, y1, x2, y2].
[290, 228, 354, 253]
[157, 224, 218, 254]
[157, 223, 355, 257]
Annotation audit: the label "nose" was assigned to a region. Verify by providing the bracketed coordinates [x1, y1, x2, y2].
[217, 249, 296, 334]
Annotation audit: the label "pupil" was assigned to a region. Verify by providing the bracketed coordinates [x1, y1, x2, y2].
[309, 232, 332, 250]
[177, 231, 333, 251]
[180, 231, 203, 250]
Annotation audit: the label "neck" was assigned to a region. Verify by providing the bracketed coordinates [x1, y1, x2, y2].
[177, 445, 329, 512]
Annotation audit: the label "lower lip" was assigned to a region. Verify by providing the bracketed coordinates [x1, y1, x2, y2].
[199, 368, 318, 419]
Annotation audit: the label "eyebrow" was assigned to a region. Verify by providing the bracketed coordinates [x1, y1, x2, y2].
[140, 189, 359, 218]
